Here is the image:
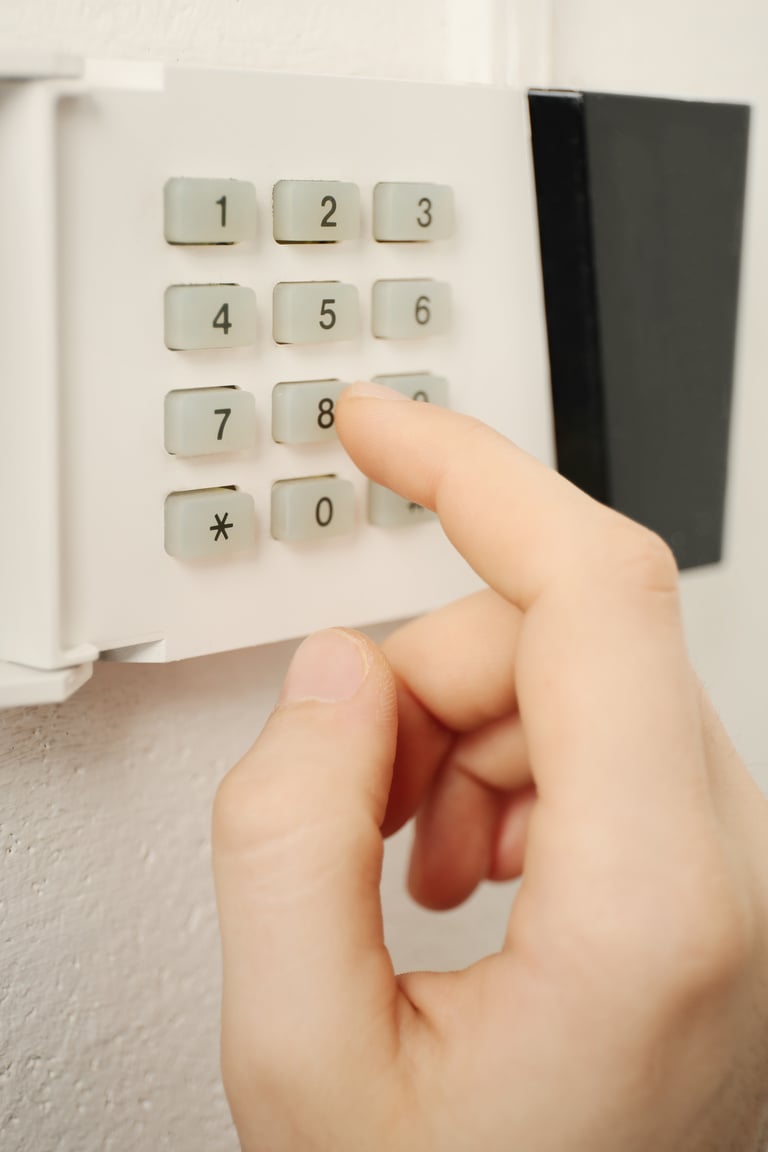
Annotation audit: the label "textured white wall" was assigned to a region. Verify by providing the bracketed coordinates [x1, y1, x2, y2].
[2, 3, 768, 1151]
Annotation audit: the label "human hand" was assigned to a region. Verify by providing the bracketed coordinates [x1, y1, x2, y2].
[213, 385, 768, 1152]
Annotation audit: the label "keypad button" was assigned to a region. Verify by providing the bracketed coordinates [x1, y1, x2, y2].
[272, 379, 346, 444]
[372, 279, 451, 340]
[373, 182, 455, 242]
[368, 483, 437, 528]
[273, 180, 361, 243]
[164, 488, 256, 559]
[273, 282, 359, 345]
[271, 476, 355, 542]
[372, 373, 449, 406]
[164, 388, 257, 457]
[164, 178, 257, 245]
[164, 284, 257, 351]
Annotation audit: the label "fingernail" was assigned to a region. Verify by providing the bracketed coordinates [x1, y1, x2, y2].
[279, 630, 369, 706]
[347, 381, 409, 401]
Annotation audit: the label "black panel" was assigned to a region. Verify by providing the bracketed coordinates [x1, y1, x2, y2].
[529, 91, 750, 570]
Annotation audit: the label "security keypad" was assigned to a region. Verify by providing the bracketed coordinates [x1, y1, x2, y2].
[271, 476, 356, 542]
[164, 488, 257, 560]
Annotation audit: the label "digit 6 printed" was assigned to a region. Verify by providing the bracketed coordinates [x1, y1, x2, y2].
[415, 295, 431, 326]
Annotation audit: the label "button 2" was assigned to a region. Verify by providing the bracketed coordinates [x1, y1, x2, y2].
[271, 476, 355, 542]
[164, 388, 257, 457]
[273, 181, 360, 243]
[164, 285, 257, 351]
[164, 488, 257, 559]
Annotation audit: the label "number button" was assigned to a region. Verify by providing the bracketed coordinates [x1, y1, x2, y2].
[373, 183, 455, 242]
[273, 181, 361, 243]
[164, 285, 257, 350]
[164, 488, 257, 559]
[272, 379, 346, 445]
[164, 388, 257, 457]
[372, 280, 451, 340]
[271, 476, 356, 542]
[164, 178, 257, 245]
[368, 483, 437, 528]
[372, 374, 449, 407]
[273, 282, 359, 345]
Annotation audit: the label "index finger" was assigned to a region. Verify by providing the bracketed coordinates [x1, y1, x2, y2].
[336, 384, 707, 818]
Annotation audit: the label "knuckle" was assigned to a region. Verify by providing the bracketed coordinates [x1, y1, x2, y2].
[596, 516, 680, 596]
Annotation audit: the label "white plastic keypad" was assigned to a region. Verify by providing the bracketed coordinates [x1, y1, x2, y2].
[0, 62, 553, 704]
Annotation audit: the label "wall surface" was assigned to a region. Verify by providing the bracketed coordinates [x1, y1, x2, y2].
[1, 2, 767, 1151]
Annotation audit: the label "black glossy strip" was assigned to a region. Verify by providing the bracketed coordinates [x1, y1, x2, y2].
[528, 90, 611, 506]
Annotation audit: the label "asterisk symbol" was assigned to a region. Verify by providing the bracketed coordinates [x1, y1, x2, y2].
[210, 512, 234, 542]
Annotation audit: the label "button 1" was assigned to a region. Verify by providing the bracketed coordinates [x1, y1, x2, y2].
[164, 388, 257, 457]
[273, 282, 359, 345]
[273, 180, 361, 243]
[372, 280, 451, 340]
[271, 476, 355, 542]
[373, 182, 454, 242]
[164, 178, 257, 245]
[372, 373, 449, 406]
[272, 380, 346, 444]
[164, 488, 256, 559]
[164, 285, 257, 351]
[368, 483, 437, 528]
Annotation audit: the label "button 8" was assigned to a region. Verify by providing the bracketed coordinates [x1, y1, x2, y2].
[272, 380, 346, 444]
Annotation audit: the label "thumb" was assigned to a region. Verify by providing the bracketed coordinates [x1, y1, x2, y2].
[212, 629, 401, 1104]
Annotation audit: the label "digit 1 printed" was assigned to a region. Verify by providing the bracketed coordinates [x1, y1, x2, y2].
[216, 195, 227, 228]
[315, 497, 334, 527]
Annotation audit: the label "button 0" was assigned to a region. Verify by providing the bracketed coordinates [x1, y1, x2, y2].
[164, 488, 256, 559]
[368, 483, 437, 528]
[164, 178, 257, 245]
[373, 182, 454, 242]
[272, 379, 346, 444]
[273, 282, 359, 345]
[372, 280, 451, 340]
[164, 285, 257, 350]
[271, 476, 355, 542]
[164, 388, 257, 457]
[372, 373, 448, 406]
[273, 180, 360, 243]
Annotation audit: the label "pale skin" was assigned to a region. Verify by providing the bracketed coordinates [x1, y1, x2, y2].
[213, 384, 768, 1152]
